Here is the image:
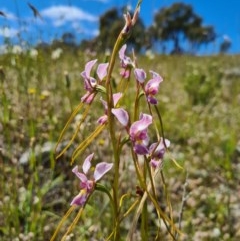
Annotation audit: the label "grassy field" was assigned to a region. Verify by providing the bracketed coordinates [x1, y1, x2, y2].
[0, 48, 240, 240]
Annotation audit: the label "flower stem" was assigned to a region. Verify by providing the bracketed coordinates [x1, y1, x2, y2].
[105, 26, 128, 241]
[104, 2, 143, 239]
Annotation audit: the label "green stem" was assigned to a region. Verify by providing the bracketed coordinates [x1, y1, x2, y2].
[141, 201, 148, 241]
[105, 29, 128, 241]
[104, 2, 143, 239]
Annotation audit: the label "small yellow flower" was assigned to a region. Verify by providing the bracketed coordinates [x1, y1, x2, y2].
[28, 88, 36, 95]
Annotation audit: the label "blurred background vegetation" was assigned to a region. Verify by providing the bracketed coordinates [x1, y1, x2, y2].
[0, 1, 239, 241]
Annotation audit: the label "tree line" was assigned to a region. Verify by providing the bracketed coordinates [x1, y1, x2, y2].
[46, 2, 232, 55]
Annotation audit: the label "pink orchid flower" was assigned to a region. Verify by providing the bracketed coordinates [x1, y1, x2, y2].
[81, 60, 109, 103]
[111, 110, 153, 155]
[71, 153, 113, 206]
[118, 44, 135, 79]
[119, 44, 134, 68]
[149, 138, 170, 168]
[145, 71, 163, 105]
[111, 111, 152, 155]
[129, 113, 152, 155]
[134, 69, 163, 105]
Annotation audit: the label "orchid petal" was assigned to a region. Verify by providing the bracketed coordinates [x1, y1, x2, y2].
[119, 44, 127, 60]
[130, 113, 152, 137]
[113, 93, 123, 106]
[150, 139, 170, 158]
[145, 78, 162, 95]
[150, 159, 162, 168]
[85, 59, 97, 78]
[147, 96, 158, 105]
[120, 68, 130, 78]
[97, 115, 108, 125]
[97, 63, 109, 81]
[100, 97, 108, 112]
[72, 166, 88, 183]
[94, 162, 113, 181]
[134, 68, 146, 83]
[82, 153, 94, 174]
[149, 70, 163, 82]
[81, 92, 95, 104]
[81, 70, 87, 79]
[70, 189, 88, 206]
[134, 144, 149, 155]
[112, 108, 129, 127]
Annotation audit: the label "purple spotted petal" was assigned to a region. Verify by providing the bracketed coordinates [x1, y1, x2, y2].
[82, 153, 94, 174]
[97, 63, 109, 81]
[134, 68, 146, 83]
[112, 108, 129, 127]
[134, 144, 149, 155]
[147, 96, 158, 105]
[94, 162, 113, 181]
[97, 115, 108, 125]
[70, 190, 88, 206]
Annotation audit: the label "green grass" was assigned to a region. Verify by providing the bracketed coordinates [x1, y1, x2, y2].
[0, 50, 240, 240]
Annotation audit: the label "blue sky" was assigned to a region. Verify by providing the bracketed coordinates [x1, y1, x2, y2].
[0, 0, 239, 54]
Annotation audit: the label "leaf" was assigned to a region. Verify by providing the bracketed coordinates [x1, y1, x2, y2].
[71, 123, 107, 165]
[55, 102, 91, 159]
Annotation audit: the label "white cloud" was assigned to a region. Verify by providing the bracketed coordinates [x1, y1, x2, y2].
[0, 8, 17, 20]
[83, 28, 99, 36]
[41, 5, 97, 27]
[0, 27, 18, 38]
